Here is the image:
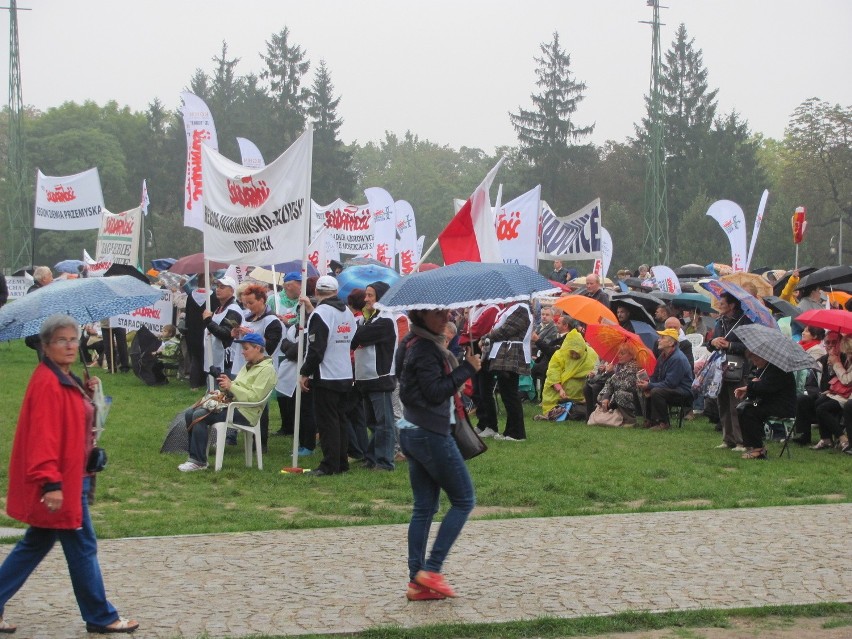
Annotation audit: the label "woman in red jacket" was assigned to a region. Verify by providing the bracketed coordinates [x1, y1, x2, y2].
[0, 315, 138, 635]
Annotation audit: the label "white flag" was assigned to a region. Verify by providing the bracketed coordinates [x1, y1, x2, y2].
[181, 92, 219, 230]
[141, 179, 150, 216]
[496, 185, 540, 269]
[307, 225, 340, 275]
[237, 137, 266, 169]
[600, 227, 613, 280]
[706, 200, 748, 272]
[364, 187, 397, 268]
[34, 168, 105, 230]
[395, 200, 420, 275]
[202, 129, 312, 265]
[745, 190, 769, 270]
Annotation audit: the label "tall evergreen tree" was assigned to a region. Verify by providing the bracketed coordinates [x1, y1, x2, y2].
[308, 60, 355, 202]
[260, 26, 310, 147]
[509, 31, 594, 209]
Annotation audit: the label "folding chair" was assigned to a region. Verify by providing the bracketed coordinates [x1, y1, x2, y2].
[207, 390, 273, 471]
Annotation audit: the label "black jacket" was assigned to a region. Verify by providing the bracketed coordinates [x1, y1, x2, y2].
[396, 333, 476, 436]
[351, 311, 397, 392]
[746, 363, 796, 417]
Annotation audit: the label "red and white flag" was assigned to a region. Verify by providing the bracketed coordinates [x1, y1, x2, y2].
[181, 92, 218, 230]
[438, 157, 504, 264]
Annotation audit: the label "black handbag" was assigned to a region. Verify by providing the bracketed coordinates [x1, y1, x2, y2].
[723, 353, 747, 383]
[86, 446, 108, 473]
[451, 397, 487, 460]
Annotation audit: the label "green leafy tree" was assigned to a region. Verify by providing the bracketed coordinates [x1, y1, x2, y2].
[308, 60, 355, 202]
[509, 31, 594, 211]
[260, 26, 310, 147]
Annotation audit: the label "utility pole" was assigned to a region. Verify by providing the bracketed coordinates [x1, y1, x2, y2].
[640, 0, 668, 265]
[3, 0, 32, 271]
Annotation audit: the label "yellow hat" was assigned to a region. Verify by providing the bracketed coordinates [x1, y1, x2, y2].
[656, 328, 680, 342]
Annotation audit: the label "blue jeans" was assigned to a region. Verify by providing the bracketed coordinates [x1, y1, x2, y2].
[184, 406, 249, 465]
[0, 477, 119, 626]
[399, 427, 475, 581]
[364, 390, 396, 470]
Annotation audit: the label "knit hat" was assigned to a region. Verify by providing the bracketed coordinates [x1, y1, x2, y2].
[367, 280, 390, 301]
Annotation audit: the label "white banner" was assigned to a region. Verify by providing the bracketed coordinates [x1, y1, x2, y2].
[202, 129, 312, 264]
[364, 187, 396, 268]
[650, 264, 682, 294]
[600, 227, 613, 280]
[307, 226, 340, 275]
[311, 198, 374, 255]
[224, 264, 250, 286]
[395, 200, 420, 275]
[96, 207, 142, 267]
[6, 275, 32, 300]
[34, 168, 105, 230]
[182, 92, 219, 230]
[706, 200, 748, 272]
[745, 189, 769, 271]
[87, 254, 113, 278]
[109, 290, 172, 332]
[237, 137, 265, 169]
[497, 186, 540, 269]
[538, 198, 603, 261]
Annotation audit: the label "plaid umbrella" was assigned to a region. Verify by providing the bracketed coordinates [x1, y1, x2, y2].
[374, 261, 559, 311]
[584, 323, 656, 375]
[0, 275, 164, 340]
[733, 324, 818, 372]
[698, 279, 777, 328]
[795, 309, 852, 335]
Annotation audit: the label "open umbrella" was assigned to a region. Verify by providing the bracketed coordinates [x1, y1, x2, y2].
[732, 324, 818, 372]
[375, 262, 559, 312]
[762, 296, 802, 320]
[698, 279, 777, 328]
[795, 265, 852, 291]
[0, 275, 163, 341]
[584, 323, 656, 375]
[672, 292, 713, 313]
[610, 297, 656, 325]
[150, 258, 176, 271]
[721, 272, 773, 299]
[168, 253, 229, 275]
[771, 267, 816, 296]
[337, 263, 401, 302]
[650, 290, 675, 303]
[674, 264, 711, 279]
[104, 262, 151, 284]
[612, 291, 664, 313]
[795, 308, 852, 335]
[827, 291, 852, 309]
[54, 259, 85, 274]
[553, 295, 617, 326]
[630, 320, 659, 350]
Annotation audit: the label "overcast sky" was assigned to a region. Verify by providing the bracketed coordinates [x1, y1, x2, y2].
[5, 0, 851, 153]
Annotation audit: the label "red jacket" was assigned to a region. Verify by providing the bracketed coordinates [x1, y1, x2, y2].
[6, 360, 90, 529]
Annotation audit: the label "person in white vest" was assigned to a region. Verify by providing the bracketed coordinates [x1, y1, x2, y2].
[202, 276, 244, 377]
[299, 276, 356, 476]
[476, 302, 533, 441]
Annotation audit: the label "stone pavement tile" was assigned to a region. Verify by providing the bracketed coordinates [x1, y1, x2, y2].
[0, 504, 849, 638]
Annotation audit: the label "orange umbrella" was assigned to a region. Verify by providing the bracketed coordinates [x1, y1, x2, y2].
[827, 291, 851, 308]
[584, 323, 657, 375]
[554, 295, 617, 326]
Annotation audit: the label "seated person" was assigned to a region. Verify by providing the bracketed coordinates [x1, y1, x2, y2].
[637, 328, 694, 430]
[540, 329, 598, 418]
[733, 350, 796, 459]
[592, 344, 641, 425]
[178, 333, 276, 472]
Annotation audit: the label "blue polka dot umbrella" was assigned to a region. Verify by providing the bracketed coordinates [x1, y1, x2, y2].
[0, 275, 165, 341]
[374, 262, 560, 312]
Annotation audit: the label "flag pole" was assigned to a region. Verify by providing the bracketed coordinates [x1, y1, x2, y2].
[204, 257, 215, 392]
[413, 237, 439, 272]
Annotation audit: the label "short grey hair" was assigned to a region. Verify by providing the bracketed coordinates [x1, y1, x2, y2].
[39, 314, 81, 343]
[33, 266, 52, 283]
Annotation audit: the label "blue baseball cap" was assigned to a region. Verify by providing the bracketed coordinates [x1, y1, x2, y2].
[283, 272, 301, 283]
[234, 333, 265, 348]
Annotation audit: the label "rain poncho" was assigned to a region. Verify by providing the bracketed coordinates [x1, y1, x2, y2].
[542, 329, 599, 412]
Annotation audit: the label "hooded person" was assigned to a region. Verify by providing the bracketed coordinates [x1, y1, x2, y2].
[541, 329, 599, 414]
[350, 280, 399, 470]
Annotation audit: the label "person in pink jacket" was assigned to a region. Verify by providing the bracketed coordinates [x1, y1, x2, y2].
[0, 315, 138, 634]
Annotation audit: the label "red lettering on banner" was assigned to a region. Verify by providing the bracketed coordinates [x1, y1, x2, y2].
[496, 210, 521, 241]
[227, 176, 270, 208]
[308, 250, 319, 268]
[104, 217, 135, 235]
[131, 306, 161, 319]
[186, 129, 211, 211]
[324, 206, 371, 231]
[376, 243, 390, 266]
[45, 185, 76, 203]
[337, 323, 352, 334]
[400, 250, 414, 275]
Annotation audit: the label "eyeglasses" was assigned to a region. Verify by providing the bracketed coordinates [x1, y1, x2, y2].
[51, 337, 80, 347]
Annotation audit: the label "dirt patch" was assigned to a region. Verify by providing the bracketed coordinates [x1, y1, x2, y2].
[624, 499, 648, 509]
[819, 493, 846, 501]
[672, 499, 713, 507]
[470, 505, 534, 517]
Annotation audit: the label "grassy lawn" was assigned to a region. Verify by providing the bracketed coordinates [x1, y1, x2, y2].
[0, 338, 848, 540]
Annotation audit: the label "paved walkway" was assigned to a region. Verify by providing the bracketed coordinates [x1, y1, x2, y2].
[1, 504, 850, 638]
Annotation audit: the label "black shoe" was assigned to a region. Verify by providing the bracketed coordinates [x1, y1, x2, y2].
[789, 435, 811, 446]
[311, 468, 333, 476]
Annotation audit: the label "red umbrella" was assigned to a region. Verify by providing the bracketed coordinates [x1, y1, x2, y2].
[584, 323, 657, 375]
[795, 308, 852, 335]
[168, 253, 229, 275]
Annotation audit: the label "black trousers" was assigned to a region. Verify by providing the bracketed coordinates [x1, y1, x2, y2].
[312, 385, 350, 474]
[276, 392, 317, 450]
[104, 327, 129, 372]
[645, 387, 691, 425]
[815, 395, 844, 441]
[476, 363, 525, 439]
[793, 393, 817, 442]
[738, 402, 778, 449]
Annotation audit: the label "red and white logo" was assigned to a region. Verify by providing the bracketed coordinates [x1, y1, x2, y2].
[45, 185, 76, 203]
[227, 176, 270, 208]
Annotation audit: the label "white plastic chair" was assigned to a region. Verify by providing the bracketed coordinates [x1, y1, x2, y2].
[685, 334, 704, 349]
[207, 390, 273, 472]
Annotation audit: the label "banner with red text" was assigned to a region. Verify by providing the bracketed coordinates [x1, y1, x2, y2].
[34, 168, 105, 230]
[497, 186, 540, 269]
[649, 264, 682, 294]
[538, 198, 603, 261]
[395, 200, 420, 275]
[706, 200, 748, 272]
[311, 198, 374, 255]
[182, 92, 219, 230]
[307, 226, 340, 275]
[237, 137, 265, 169]
[96, 207, 142, 267]
[364, 187, 397, 267]
[109, 290, 172, 332]
[201, 129, 312, 264]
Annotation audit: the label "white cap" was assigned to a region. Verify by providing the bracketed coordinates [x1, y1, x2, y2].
[215, 276, 237, 290]
[315, 275, 339, 292]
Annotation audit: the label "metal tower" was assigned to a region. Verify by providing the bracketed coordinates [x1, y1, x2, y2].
[4, 0, 31, 271]
[640, 0, 668, 265]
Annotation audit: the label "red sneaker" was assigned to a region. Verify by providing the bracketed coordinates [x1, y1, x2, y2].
[406, 581, 447, 601]
[414, 570, 457, 597]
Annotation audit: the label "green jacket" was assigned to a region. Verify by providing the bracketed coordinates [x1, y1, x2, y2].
[229, 357, 275, 424]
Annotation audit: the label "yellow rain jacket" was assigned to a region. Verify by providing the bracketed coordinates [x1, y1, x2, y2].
[541, 329, 599, 412]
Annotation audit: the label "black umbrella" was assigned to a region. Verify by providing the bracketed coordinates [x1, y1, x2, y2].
[611, 297, 656, 325]
[650, 290, 676, 302]
[674, 264, 711, 278]
[772, 267, 816, 296]
[762, 296, 802, 319]
[12, 266, 34, 276]
[104, 263, 151, 285]
[612, 291, 664, 313]
[623, 277, 653, 291]
[795, 265, 852, 291]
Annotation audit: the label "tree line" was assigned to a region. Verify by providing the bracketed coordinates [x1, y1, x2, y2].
[1, 24, 849, 272]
